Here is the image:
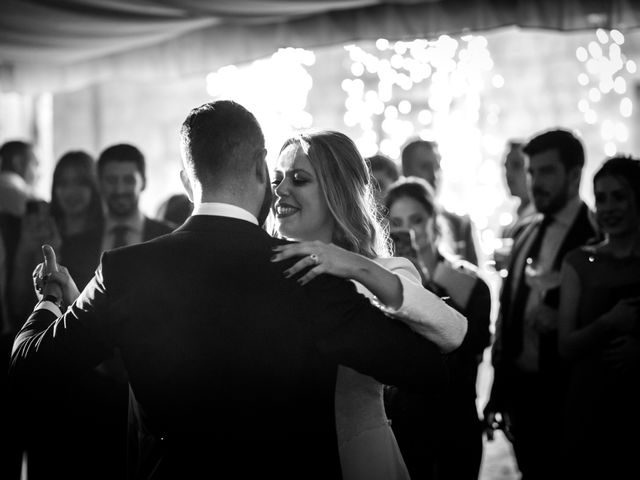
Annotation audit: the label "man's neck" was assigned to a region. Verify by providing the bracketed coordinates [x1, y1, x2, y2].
[196, 195, 258, 219]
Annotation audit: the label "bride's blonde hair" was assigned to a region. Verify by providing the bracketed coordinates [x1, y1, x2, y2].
[279, 130, 391, 258]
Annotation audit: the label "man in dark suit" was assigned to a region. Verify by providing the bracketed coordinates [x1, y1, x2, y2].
[10, 101, 447, 479]
[97, 143, 172, 251]
[484, 128, 597, 480]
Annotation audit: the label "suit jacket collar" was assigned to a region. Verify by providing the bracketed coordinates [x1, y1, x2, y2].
[175, 214, 272, 240]
[553, 201, 595, 270]
[553, 196, 582, 228]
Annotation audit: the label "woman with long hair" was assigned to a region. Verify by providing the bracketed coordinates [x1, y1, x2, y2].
[382, 177, 491, 480]
[558, 155, 640, 479]
[10, 150, 103, 321]
[270, 130, 467, 479]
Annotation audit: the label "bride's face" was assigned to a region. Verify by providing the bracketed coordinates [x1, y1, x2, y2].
[272, 144, 335, 243]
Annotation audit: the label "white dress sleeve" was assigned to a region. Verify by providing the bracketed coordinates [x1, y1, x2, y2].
[353, 256, 468, 352]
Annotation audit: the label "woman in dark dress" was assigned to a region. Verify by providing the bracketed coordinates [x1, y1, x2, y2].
[9, 151, 118, 480]
[558, 155, 640, 480]
[10, 150, 103, 320]
[383, 177, 491, 480]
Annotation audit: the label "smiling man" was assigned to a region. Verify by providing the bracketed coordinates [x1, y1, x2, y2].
[97, 144, 172, 251]
[484, 128, 597, 480]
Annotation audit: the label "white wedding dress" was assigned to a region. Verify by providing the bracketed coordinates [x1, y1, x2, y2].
[335, 256, 465, 480]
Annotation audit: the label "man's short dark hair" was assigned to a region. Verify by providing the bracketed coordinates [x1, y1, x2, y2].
[522, 129, 585, 172]
[401, 139, 439, 173]
[97, 144, 146, 181]
[366, 154, 399, 182]
[180, 100, 264, 188]
[0, 140, 31, 173]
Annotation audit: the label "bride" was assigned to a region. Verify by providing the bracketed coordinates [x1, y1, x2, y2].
[270, 130, 467, 479]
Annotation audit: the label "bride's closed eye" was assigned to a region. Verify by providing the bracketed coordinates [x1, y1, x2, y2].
[273, 171, 311, 187]
[292, 172, 310, 185]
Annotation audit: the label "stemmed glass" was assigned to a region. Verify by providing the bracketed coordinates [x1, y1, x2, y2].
[524, 256, 561, 300]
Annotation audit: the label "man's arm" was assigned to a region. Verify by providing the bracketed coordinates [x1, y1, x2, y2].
[10, 254, 117, 379]
[306, 273, 448, 394]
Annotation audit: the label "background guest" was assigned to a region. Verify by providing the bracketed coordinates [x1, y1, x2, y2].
[9, 151, 104, 322]
[97, 144, 172, 251]
[6, 151, 110, 479]
[494, 140, 537, 274]
[366, 153, 400, 204]
[484, 128, 596, 480]
[503, 140, 536, 237]
[401, 139, 481, 266]
[384, 177, 491, 480]
[558, 155, 640, 479]
[0, 140, 39, 217]
[156, 192, 193, 228]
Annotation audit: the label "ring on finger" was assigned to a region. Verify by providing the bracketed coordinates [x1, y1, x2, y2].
[309, 253, 320, 265]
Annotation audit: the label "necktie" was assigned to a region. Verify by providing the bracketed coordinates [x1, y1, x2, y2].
[111, 225, 129, 249]
[506, 214, 553, 357]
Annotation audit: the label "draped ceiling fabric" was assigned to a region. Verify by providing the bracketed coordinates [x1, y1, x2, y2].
[1, 0, 640, 94]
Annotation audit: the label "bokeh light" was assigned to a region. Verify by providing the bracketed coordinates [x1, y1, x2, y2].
[343, 35, 503, 259]
[575, 30, 634, 156]
[206, 48, 315, 167]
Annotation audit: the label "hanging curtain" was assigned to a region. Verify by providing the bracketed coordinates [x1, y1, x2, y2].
[1, 0, 639, 93]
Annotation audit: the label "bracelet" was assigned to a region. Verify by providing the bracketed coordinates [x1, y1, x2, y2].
[41, 294, 63, 309]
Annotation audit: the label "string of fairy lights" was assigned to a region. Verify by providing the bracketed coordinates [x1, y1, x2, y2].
[342, 35, 506, 258]
[204, 29, 637, 260]
[576, 28, 636, 157]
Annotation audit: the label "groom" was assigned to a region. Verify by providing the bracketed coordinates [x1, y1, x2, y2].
[10, 101, 447, 479]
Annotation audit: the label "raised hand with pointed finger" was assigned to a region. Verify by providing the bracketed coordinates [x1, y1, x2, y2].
[32, 244, 80, 307]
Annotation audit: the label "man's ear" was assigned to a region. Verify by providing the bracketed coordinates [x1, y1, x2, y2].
[254, 148, 268, 183]
[180, 169, 194, 202]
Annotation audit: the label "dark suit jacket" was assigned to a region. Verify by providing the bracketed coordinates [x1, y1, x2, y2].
[10, 215, 447, 480]
[492, 202, 596, 391]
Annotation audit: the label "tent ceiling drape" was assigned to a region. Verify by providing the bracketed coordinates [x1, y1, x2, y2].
[2, 0, 640, 93]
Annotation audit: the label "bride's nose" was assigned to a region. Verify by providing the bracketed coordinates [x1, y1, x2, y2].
[274, 179, 288, 197]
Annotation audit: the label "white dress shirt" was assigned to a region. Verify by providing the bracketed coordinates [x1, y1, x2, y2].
[192, 202, 258, 225]
[514, 196, 582, 371]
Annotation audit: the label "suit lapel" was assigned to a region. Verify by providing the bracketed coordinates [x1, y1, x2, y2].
[500, 216, 541, 317]
[551, 203, 595, 270]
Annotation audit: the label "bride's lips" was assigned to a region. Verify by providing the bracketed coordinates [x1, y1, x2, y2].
[275, 202, 300, 218]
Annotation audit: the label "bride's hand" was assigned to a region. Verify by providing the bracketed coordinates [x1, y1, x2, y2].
[271, 241, 364, 285]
